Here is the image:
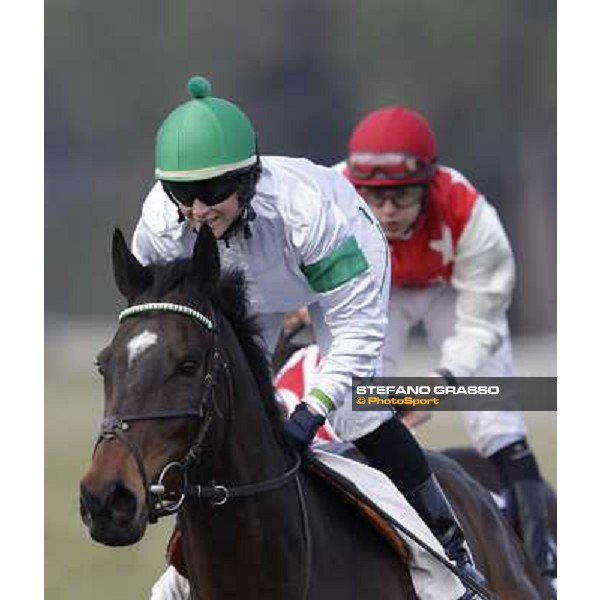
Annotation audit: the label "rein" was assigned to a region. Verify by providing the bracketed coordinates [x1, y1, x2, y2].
[94, 301, 302, 525]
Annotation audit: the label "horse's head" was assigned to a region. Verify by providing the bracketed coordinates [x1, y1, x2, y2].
[79, 225, 273, 546]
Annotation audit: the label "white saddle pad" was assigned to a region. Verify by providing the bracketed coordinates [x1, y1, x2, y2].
[313, 448, 466, 600]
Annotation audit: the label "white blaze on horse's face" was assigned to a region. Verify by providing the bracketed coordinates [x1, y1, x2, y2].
[127, 330, 158, 368]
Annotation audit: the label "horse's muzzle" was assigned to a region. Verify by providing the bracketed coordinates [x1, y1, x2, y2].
[79, 478, 148, 546]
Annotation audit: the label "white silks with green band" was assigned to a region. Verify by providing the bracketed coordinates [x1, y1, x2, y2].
[135, 151, 392, 442]
[301, 237, 368, 293]
[155, 76, 257, 181]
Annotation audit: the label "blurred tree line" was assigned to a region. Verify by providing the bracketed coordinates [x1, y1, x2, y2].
[45, 0, 556, 333]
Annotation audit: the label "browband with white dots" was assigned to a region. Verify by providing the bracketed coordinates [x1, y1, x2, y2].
[118, 302, 214, 331]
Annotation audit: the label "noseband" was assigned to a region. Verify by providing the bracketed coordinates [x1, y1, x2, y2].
[94, 301, 301, 524]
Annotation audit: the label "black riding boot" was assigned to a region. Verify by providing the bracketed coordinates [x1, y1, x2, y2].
[510, 480, 557, 598]
[489, 439, 557, 598]
[405, 475, 488, 599]
[354, 418, 486, 598]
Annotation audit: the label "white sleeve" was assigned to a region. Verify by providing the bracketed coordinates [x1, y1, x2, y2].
[439, 198, 515, 379]
[287, 176, 387, 414]
[307, 266, 388, 414]
[131, 182, 192, 266]
[132, 218, 162, 266]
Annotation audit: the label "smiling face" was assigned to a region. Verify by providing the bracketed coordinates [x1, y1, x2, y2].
[161, 173, 247, 239]
[174, 193, 243, 239]
[358, 185, 426, 239]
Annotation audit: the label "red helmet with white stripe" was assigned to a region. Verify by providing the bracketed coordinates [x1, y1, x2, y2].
[345, 106, 438, 187]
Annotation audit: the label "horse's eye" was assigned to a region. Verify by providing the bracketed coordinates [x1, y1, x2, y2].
[177, 360, 200, 377]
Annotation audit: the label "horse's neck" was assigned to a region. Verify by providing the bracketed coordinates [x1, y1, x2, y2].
[180, 476, 306, 592]
[180, 335, 306, 595]
[214, 342, 289, 481]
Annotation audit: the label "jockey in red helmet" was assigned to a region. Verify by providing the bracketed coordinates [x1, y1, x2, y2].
[342, 105, 557, 598]
[345, 106, 438, 241]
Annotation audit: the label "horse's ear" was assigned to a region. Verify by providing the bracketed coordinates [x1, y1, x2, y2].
[187, 224, 221, 288]
[112, 228, 152, 302]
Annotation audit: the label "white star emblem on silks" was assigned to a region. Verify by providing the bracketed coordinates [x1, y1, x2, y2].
[429, 223, 454, 266]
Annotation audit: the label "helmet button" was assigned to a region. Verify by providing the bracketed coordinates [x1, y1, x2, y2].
[188, 76, 212, 99]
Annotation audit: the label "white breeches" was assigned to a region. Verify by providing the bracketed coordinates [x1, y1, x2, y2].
[385, 285, 527, 457]
[149, 566, 189, 600]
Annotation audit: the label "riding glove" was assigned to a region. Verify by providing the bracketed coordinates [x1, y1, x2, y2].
[284, 402, 326, 451]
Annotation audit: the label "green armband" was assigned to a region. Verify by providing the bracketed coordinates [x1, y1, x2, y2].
[301, 236, 368, 293]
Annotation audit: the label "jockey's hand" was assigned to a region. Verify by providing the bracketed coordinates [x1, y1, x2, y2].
[284, 402, 325, 452]
[400, 410, 431, 430]
[283, 307, 311, 331]
[427, 369, 454, 401]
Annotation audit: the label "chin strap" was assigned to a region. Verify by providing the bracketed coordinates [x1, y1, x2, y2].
[219, 160, 261, 245]
[219, 203, 256, 247]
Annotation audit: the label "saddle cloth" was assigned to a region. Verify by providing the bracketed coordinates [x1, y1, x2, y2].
[163, 448, 465, 600]
[307, 448, 466, 600]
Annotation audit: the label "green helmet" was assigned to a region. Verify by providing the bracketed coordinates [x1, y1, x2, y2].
[155, 76, 258, 182]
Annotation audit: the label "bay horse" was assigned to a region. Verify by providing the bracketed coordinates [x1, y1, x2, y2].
[80, 226, 547, 599]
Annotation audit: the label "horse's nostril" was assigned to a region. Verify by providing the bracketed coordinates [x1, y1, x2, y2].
[80, 496, 90, 522]
[105, 481, 138, 525]
[80, 480, 138, 526]
[80, 481, 101, 519]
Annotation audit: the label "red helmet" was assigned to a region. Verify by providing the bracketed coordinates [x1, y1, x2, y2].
[345, 106, 438, 187]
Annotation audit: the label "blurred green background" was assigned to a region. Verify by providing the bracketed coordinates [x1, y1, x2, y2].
[45, 1, 556, 598]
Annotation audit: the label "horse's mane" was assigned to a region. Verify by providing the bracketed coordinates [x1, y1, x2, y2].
[139, 258, 287, 445]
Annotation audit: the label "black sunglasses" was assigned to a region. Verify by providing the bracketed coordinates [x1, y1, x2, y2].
[161, 177, 240, 208]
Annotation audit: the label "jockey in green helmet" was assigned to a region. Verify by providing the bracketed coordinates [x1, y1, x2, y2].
[155, 76, 261, 241]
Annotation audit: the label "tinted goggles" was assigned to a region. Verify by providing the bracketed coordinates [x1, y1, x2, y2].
[348, 152, 435, 181]
[162, 176, 240, 207]
[359, 186, 425, 210]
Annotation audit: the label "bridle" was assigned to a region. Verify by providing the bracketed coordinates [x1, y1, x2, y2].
[93, 301, 302, 525]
